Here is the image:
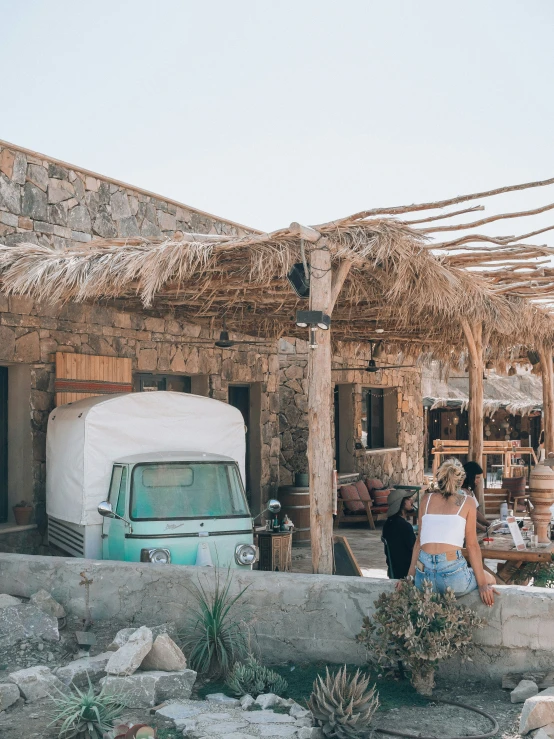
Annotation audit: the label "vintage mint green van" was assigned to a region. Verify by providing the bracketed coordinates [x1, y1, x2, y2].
[98, 451, 258, 568]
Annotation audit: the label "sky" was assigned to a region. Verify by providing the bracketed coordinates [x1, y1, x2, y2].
[2, 1, 554, 234]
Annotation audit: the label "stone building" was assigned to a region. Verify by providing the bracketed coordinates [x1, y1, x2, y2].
[0, 139, 423, 555]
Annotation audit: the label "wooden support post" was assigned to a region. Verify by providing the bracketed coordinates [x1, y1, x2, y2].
[462, 320, 485, 506]
[539, 343, 554, 457]
[307, 239, 334, 575]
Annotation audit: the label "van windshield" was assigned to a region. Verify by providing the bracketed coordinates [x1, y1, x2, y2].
[130, 462, 249, 521]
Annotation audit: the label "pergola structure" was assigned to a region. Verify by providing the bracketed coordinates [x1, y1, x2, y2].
[2, 176, 554, 573]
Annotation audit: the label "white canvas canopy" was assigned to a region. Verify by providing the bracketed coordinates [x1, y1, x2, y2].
[46, 392, 246, 526]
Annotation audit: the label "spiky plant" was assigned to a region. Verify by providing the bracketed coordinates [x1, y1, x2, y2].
[179, 568, 250, 678]
[226, 654, 288, 697]
[308, 666, 378, 739]
[49, 678, 123, 739]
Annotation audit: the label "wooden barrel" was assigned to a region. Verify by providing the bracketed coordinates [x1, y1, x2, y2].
[278, 486, 310, 547]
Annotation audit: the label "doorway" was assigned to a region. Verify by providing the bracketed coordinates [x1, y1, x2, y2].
[0, 367, 6, 523]
[228, 385, 251, 499]
[334, 384, 355, 473]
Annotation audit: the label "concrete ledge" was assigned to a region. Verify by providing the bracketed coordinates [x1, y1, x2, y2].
[0, 553, 553, 679]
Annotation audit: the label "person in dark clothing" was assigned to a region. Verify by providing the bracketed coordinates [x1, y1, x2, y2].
[462, 461, 489, 532]
[382, 489, 417, 580]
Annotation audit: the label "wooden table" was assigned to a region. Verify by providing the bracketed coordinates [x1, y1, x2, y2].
[256, 530, 293, 572]
[463, 534, 554, 584]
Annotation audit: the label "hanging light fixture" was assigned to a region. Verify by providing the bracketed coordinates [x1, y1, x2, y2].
[372, 341, 386, 359]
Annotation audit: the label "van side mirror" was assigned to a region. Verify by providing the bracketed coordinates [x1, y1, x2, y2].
[98, 501, 115, 518]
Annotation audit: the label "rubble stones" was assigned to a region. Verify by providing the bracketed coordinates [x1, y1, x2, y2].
[106, 626, 153, 676]
[151, 669, 197, 702]
[240, 694, 255, 709]
[8, 665, 66, 702]
[55, 651, 112, 687]
[101, 673, 159, 708]
[206, 693, 241, 706]
[512, 680, 540, 704]
[140, 633, 187, 671]
[289, 703, 311, 720]
[0, 595, 22, 608]
[255, 693, 279, 709]
[0, 683, 20, 711]
[520, 688, 554, 735]
[243, 711, 295, 724]
[0, 604, 59, 647]
[297, 729, 324, 739]
[107, 623, 176, 651]
[29, 590, 65, 620]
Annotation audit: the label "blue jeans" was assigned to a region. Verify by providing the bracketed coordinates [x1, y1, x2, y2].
[415, 550, 478, 597]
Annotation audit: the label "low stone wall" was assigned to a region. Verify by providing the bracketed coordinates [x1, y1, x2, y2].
[1, 553, 553, 681]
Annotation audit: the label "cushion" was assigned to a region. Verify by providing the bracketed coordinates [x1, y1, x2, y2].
[355, 480, 371, 503]
[372, 489, 390, 508]
[366, 478, 385, 491]
[339, 485, 365, 513]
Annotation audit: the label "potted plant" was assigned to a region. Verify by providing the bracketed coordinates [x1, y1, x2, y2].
[13, 500, 33, 526]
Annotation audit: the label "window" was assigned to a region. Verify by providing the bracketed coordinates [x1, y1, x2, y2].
[116, 467, 127, 518]
[134, 374, 192, 393]
[362, 388, 385, 449]
[130, 462, 249, 521]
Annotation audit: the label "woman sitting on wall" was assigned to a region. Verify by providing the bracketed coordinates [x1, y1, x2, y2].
[404, 458, 498, 607]
[462, 461, 490, 533]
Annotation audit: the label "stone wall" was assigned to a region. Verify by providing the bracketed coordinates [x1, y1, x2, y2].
[0, 140, 248, 251]
[279, 338, 424, 487]
[0, 296, 279, 530]
[0, 553, 552, 681]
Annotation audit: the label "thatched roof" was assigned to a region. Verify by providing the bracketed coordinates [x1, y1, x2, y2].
[423, 369, 543, 416]
[2, 175, 554, 358]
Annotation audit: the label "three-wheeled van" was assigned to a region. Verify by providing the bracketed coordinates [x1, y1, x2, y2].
[46, 392, 260, 568]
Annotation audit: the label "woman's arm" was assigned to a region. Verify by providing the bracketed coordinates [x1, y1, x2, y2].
[465, 501, 496, 606]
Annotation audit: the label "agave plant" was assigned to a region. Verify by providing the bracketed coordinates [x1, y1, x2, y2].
[179, 568, 250, 678]
[308, 665, 379, 739]
[49, 678, 123, 739]
[226, 654, 288, 697]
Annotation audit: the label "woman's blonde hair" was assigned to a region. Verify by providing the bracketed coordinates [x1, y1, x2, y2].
[436, 458, 466, 498]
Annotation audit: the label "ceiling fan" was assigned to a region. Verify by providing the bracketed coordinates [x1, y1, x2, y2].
[188, 320, 273, 349]
[334, 341, 415, 373]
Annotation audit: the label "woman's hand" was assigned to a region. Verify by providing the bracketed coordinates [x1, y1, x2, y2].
[479, 583, 499, 607]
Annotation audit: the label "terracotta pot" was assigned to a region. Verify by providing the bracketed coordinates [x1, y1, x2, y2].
[12, 506, 33, 526]
[528, 465, 554, 543]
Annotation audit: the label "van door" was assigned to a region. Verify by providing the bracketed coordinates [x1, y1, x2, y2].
[102, 465, 127, 560]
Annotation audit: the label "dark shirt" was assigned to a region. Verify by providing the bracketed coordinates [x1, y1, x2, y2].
[382, 514, 416, 580]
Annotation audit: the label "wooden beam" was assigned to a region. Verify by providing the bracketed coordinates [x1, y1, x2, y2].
[307, 240, 334, 575]
[461, 319, 485, 506]
[539, 342, 554, 456]
[330, 260, 352, 313]
[288, 222, 322, 243]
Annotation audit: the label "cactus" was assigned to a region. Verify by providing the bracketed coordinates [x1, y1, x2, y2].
[49, 678, 123, 739]
[225, 654, 288, 698]
[308, 665, 378, 739]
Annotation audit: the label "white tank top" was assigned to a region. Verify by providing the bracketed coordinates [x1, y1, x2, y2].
[419, 492, 469, 548]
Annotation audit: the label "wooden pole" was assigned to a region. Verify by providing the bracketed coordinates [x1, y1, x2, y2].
[539, 343, 554, 457]
[462, 320, 485, 506]
[307, 239, 334, 575]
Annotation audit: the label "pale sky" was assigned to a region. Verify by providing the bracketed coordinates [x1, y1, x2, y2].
[2, 1, 554, 234]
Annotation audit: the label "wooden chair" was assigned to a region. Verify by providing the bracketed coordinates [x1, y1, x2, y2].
[334, 498, 376, 530]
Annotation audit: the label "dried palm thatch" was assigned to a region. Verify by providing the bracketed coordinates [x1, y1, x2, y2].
[1, 175, 554, 360]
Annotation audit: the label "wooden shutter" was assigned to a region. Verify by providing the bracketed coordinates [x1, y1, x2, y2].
[55, 353, 133, 407]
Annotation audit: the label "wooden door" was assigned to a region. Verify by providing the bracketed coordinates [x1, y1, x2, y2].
[55, 353, 133, 406]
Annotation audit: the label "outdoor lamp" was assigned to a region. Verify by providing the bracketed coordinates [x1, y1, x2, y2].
[295, 310, 331, 330]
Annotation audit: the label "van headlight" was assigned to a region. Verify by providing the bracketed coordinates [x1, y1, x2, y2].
[235, 543, 258, 566]
[140, 548, 171, 564]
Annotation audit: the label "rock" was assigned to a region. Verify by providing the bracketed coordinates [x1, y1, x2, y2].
[151, 669, 197, 702]
[0, 683, 20, 711]
[240, 694, 255, 709]
[27, 164, 48, 192]
[140, 634, 186, 672]
[195, 722, 249, 735]
[93, 211, 117, 238]
[205, 693, 241, 706]
[503, 673, 521, 690]
[9, 666, 66, 702]
[255, 693, 279, 709]
[156, 701, 201, 728]
[100, 673, 158, 708]
[0, 173, 21, 214]
[107, 623, 176, 651]
[117, 215, 140, 237]
[0, 604, 59, 647]
[297, 729, 324, 739]
[0, 594, 22, 608]
[533, 729, 554, 739]
[541, 674, 554, 690]
[22, 183, 47, 219]
[55, 651, 112, 687]
[106, 626, 153, 676]
[520, 688, 554, 735]
[67, 205, 91, 232]
[243, 711, 295, 724]
[513, 680, 540, 704]
[29, 590, 65, 620]
[258, 727, 298, 737]
[289, 703, 311, 720]
[101, 668, 196, 707]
